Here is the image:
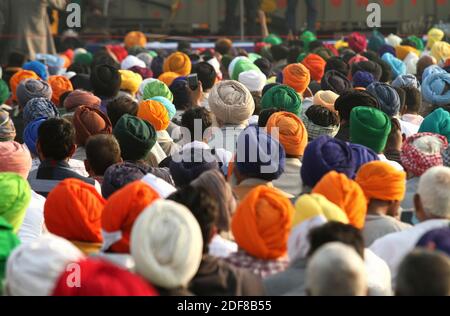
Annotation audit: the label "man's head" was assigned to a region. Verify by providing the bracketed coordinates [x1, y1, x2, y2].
[168, 185, 219, 254]
[415, 166, 450, 221]
[191, 62, 217, 91]
[396, 249, 450, 296]
[306, 242, 367, 296]
[85, 135, 123, 177]
[402, 87, 422, 115]
[181, 107, 212, 143]
[307, 222, 365, 258]
[107, 95, 139, 127]
[37, 118, 76, 161]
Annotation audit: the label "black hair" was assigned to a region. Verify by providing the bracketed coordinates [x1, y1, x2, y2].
[306, 105, 340, 127]
[335, 90, 380, 121]
[215, 39, 233, 56]
[181, 107, 213, 143]
[38, 118, 76, 161]
[403, 86, 422, 114]
[68, 62, 91, 76]
[254, 58, 273, 78]
[168, 185, 219, 254]
[325, 57, 350, 77]
[288, 46, 302, 64]
[191, 62, 217, 91]
[258, 108, 281, 127]
[393, 86, 406, 111]
[270, 45, 289, 62]
[308, 222, 365, 259]
[107, 95, 139, 127]
[85, 134, 122, 175]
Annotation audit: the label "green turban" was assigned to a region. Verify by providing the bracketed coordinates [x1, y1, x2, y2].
[0, 173, 31, 233]
[300, 31, 317, 52]
[142, 79, 174, 102]
[418, 108, 450, 142]
[350, 106, 392, 154]
[231, 59, 260, 81]
[0, 80, 9, 105]
[0, 217, 20, 294]
[113, 114, 157, 161]
[74, 52, 93, 66]
[248, 53, 262, 63]
[368, 30, 386, 53]
[407, 36, 425, 52]
[263, 34, 283, 46]
[261, 85, 302, 116]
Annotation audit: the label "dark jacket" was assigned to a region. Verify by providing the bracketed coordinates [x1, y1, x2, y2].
[189, 255, 266, 296]
[263, 257, 307, 296]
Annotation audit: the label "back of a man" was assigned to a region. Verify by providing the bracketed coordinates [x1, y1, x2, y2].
[370, 166, 450, 283]
[28, 118, 98, 197]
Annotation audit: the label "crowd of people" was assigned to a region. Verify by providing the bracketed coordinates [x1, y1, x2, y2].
[0, 26, 450, 296]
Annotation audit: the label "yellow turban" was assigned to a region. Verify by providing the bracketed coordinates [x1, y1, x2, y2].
[355, 161, 406, 202]
[293, 193, 349, 228]
[163, 52, 192, 76]
[427, 28, 445, 50]
[137, 100, 170, 131]
[430, 41, 450, 64]
[335, 39, 349, 50]
[119, 70, 143, 96]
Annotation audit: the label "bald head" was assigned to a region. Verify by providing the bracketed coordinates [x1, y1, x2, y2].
[306, 242, 367, 296]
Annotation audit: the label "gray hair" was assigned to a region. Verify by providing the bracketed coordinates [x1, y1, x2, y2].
[417, 166, 450, 218]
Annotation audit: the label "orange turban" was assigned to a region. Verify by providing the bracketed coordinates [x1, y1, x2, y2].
[232, 185, 294, 260]
[355, 161, 406, 202]
[73, 105, 113, 146]
[10, 70, 39, 102]
[395, 45, 420, 61]
[59, 54, 72, 69]
[282, 63, 311, 94]
[124, 31, 147, 49]
[158, 72, 180, 87]
[102, 181, 160, 253]
[312, 171, 367, 229]
[163, 52, 192, 76]
[44, 179, 106, 243]
[266, 111, 308, 156]
[301, 54, 326, 82]
[48, 75, 74, 106]
[137, 100, 170, 131]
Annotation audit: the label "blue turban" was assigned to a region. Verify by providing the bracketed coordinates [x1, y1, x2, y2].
[23, 98, 59, 127]
[236, 125, 286, 181]
[169, 148, 220, 187]
[422, 65, 447, 82]
[382, 53, 406, 79]
[352, 71, 376, 88]
[378, 45, 396, 58]
[23, 117, 47, 156]
[391, 74, 421, 89]
[419, 108, 450, 141]
[150, 96, 176, 120]
[301, 135, 356, 188]
[367, 82, 401, 117]
[349, 143, 380, 173]
[23, 61, 48, 81]
[422, 73, 450, 106]
[35, 54, 66, 75]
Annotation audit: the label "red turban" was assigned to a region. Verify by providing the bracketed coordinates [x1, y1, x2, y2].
[348, 32, 368, 54]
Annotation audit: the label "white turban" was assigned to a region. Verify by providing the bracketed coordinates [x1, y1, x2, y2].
[141, 173, 177, 198]
[386, 34, 403, 48]
[5, 234, 84, 296]
[208, 80, 255, 125]
[208, 57, 223, 80]
[404, 52, 419, 75]
[131, 200, 203, 289]
[228, 56, 248, 79]
[121, 55, 146, 70]
[238, 70, 267, 92]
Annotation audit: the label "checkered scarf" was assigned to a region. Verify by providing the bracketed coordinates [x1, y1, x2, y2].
[301, 111, 340, 141]
[401, 132, 448, 177]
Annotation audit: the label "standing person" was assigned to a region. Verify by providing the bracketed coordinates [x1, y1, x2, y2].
[286, 0, 318, 39]
[0, 0, 68, 64]
[223, 0, 262, 36]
